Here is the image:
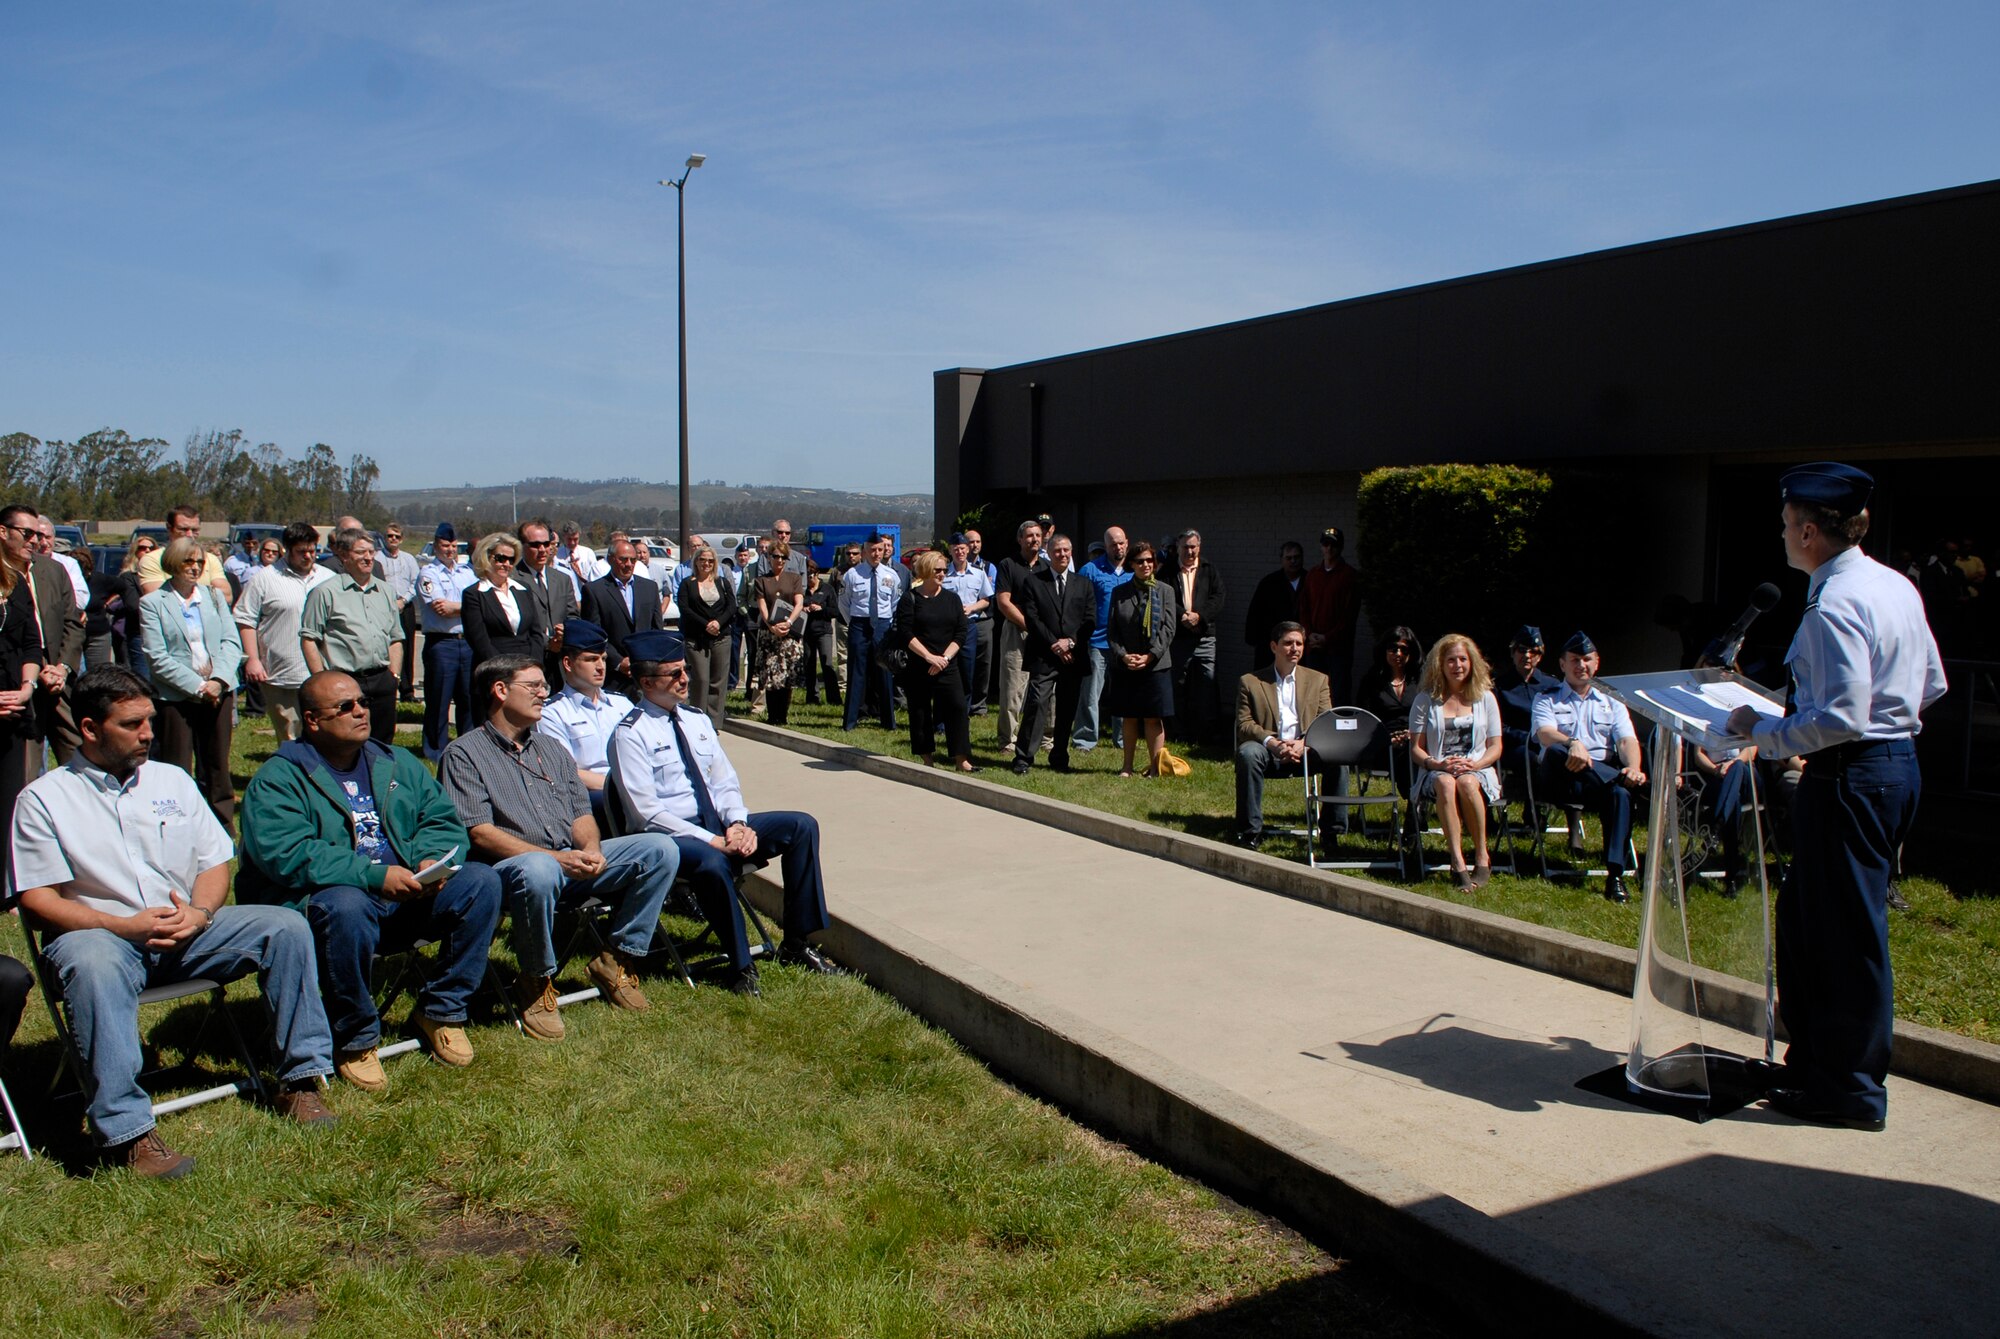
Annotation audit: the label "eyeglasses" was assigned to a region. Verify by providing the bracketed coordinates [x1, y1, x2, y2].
[523, 538, 555, 549]
[134, 543, 157, 554]
[491, 553, 517, 565]
[509, 680, 551, 697]
[3, 525, 36, 541]
[309, 697, 367, 718]
[1131, 556, 1156, 565]
[645, 665, 690, 681]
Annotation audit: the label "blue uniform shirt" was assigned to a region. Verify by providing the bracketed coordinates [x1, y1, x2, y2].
[1749, 547, 1947, 759]
[538, 684, 636, 776]
[607, 699, 748, 841]
[1531, 681, 1636, 763]
[416, 557, 477, 633]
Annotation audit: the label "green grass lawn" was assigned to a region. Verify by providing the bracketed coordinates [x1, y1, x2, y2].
[769, 693, 2000, 1044]
[0, 704, 1438, 1337]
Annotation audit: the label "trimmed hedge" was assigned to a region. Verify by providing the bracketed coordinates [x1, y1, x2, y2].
[1356, 464, 1552, 648]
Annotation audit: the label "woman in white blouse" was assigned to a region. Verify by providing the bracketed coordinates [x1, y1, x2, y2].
[1408, 632, 1504, 891]
[463, 531, 545, 668]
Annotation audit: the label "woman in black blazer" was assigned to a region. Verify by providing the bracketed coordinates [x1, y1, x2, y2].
[1104, 541, 1179, 777]
[463, 532, 545, 667]
[676, 545, 737, 718]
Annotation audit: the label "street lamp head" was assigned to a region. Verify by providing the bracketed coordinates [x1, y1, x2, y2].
[686, 153, 707, 170]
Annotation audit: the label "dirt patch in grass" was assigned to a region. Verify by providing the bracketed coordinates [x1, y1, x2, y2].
[417, 1189, 580, 1262]
[155, 1284, 319, 1337]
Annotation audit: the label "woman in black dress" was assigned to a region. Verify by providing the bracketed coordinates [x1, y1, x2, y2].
[1357, 625, 1424, 793]
[116, 532, 157, 676]
[1104, 541, 1179, 777]
[0, 518, 45, 838]
[893, 550, 972, 770]
[677, 545, 736, 719]
[800, 557, 841, 706]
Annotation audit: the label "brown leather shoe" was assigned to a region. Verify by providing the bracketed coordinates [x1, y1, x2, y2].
[118, 1129, 195, 1179]
[586, 950, 651, 1012]
[274, 1084, 338, 1127]
[514, 976, 566, 1042]
[336, 1047, 388, 1093]
[416, 1013, 478, 1064]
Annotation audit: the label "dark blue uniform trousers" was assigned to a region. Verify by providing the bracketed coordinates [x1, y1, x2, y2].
[1539, 755, 1636, 870]
[422, 634, 474, 759]
[671, 810, 829, 970]
[843, 616, 895, 730]
[1782, 739, 1918, 1121]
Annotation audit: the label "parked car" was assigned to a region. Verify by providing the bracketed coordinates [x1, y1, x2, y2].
[228, 522, 286, 550]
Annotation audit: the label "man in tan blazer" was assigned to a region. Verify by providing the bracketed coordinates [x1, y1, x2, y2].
[1234, 620, 1332, 849]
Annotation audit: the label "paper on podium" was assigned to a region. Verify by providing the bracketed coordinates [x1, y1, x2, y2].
[1598, 668, 1783, 751]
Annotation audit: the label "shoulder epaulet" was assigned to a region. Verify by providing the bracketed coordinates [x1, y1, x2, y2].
[616, 706, 646, 730]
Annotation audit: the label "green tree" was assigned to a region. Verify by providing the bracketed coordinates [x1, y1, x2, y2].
[1356, 463, 1552, 648]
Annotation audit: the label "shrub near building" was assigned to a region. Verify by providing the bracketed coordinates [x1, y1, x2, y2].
[1357, 464, 1552, 646]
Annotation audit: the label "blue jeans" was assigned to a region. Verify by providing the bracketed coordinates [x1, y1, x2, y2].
[670, 810, 829, 969]
[40, 907, 334, 1146]
[493, 834, 679, 980]
[1780, 740, 1918, 1121]
[306, 863, 506, 1052]
[422, 634, 474, 759]
[1072, 644, 1110, 749]
[843, 616, 895, 730]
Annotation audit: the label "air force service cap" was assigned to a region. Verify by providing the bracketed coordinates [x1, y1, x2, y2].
[1562, 630, 1597, 657]
[1780, 461, 1873, 513]
[625, 629, 684, 664]
[560, 618, 608, 655]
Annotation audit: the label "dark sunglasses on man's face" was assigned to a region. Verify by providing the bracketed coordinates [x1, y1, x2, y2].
[310, 697, 367, 718]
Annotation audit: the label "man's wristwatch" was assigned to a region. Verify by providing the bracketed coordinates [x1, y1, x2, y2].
[195, 906, 215, 928]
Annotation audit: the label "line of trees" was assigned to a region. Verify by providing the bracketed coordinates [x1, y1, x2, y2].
[1, 428, 382, 528]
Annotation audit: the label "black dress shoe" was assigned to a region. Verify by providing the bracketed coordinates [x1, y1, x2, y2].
[1719, 869, 1744, 900]
[1235, 832, 1264, 851]
[725, 966, 762, 998]
[1602, 873, 1629, 904]
[778, 943, 842, 975]
[1011, 760, 1032, 776]
[1887, 884, 1910, 912]
[1765, 1087, 1885, 1132]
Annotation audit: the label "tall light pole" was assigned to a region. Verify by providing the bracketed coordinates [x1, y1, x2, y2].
[661, 153, 706, 554]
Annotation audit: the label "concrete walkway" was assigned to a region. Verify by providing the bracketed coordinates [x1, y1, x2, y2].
[727, 732, 2000, 1338]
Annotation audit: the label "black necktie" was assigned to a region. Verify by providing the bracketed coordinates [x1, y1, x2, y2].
[668, 708, 725, 833]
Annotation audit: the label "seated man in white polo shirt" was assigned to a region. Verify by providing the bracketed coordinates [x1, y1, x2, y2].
[8, 666, 337, 1179]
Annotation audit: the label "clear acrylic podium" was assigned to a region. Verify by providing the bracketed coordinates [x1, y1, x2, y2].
[1597, 668, 1784, 1109]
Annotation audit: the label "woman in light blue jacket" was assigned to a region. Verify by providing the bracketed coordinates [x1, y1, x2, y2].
[1407, 632, 1503, 891]
[140, 536, 244, 829]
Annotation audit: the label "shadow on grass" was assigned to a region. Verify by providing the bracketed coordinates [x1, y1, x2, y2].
[1111, 1268, 1442, 1338]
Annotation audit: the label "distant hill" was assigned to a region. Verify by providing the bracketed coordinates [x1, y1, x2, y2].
[379, 478, 934, 544]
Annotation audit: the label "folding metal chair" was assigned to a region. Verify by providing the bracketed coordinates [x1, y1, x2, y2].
[368, 936, 512, 1057]
[26, 921, 269, 1122]
[1407, 752, 1519, 880]
[1303, 708, 1407, 874]
[599, 769, 777, 989]
[0, 1074, 29, 1161]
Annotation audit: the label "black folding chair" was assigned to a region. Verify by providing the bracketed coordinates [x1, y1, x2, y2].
[1304, 708, 1407, 875]
[25, 919, 269, 1123]
[1406, 746, 1519, 880]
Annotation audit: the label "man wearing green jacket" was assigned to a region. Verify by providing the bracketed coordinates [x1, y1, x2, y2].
[240, 671, 504, 1094]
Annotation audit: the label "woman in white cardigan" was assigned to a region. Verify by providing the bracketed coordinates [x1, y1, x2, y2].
[1408, 632, 1503, 891]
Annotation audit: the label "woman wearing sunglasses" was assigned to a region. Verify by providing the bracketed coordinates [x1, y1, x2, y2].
[115, 534, 158, 677]
[140, 536, 244, 830]
[462, 532, 545, 669]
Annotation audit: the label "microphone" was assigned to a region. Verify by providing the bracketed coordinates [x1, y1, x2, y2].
[1705, 582, 1782, 670]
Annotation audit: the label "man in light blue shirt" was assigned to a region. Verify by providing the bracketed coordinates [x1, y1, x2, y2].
[838, 532, 900, 731]
[417, 523, 478, 759]
[1530, 631, 1645, 903]
[223, 534, 260, 590]
[537, 620, 633, 827]
[940, 533, 993, 704]
[1075, 525, 1133, 752]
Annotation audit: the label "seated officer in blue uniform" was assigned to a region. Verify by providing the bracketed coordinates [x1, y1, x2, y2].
[535, 619, 633, 828]
[607, 630, 836, 997]
[1530, 630, 1647, 903]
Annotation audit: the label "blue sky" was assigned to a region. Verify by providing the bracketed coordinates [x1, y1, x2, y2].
[4, 3, 1997, 493]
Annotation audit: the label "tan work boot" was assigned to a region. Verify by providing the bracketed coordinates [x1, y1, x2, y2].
[587, 949, 651, 1012]
[118, 1129, 195, 1179]
[416, 1013, 477, 1065]
[336, 1047, 388, 1093]
[514, 975, 566, 1041]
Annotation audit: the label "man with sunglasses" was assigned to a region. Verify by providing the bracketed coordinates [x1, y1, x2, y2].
[439, 655, 676, 1040]
[609, 631, 834, 997]
[239, 670, 504, 1092]
[516, 518, 579, 687]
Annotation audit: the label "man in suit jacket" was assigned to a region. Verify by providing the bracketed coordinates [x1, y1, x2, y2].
[1234, 620, 1333, 849]
[518, 519, 580, 687]
[1169, 529, 1227, 746]
[1242, 541, 1306, 670]
[23, 508, 85, 772]
[585, 537, 661, 693]
[1012, 534, 1097, 775]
